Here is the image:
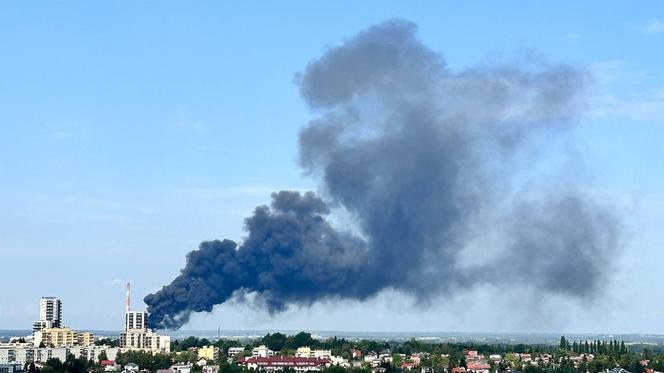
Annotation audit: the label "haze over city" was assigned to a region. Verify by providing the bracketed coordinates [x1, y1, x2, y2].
[1, 1, 664, 336]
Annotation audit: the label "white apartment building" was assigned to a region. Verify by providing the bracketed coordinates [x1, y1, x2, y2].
[125, 311, 147, 331]
[0, 345, 121, 365]
[252, 345, 275, 358]
[33, 297, 62, 332]
[119, 330, 170, 352]
[228, 347, 245, 357]
[119, 283, 170, 353]
[295, 347, 332, 360]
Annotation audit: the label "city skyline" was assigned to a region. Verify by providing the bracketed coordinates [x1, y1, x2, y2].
[1, 1, 664, 334]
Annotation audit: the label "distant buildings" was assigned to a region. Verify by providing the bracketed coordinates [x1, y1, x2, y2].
[239, 356, 331, 372]
[1, 285, 171, 366]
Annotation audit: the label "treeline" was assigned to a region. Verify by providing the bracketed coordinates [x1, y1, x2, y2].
[559, 336, 628, 355]
[94, 337, 119, 347]
[171, 336, 242, 352]
[24, 355, 95, 373]
[114, 350, 172, 371]
[173, 333, 556, 356]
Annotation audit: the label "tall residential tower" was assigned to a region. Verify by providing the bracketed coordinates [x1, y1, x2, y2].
[32, 297, 62, 332]
[119, 283, 170, 353]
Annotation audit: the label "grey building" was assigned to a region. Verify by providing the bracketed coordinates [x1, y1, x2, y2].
[0, 364, 23, 373]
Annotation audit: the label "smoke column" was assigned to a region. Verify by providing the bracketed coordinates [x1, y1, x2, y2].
[144, 19, 619, 330]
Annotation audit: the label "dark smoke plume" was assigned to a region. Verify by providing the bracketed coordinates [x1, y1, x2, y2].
[145, 19, 619, 329]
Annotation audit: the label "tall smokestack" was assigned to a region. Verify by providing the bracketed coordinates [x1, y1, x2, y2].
[126, 282, 131, 313]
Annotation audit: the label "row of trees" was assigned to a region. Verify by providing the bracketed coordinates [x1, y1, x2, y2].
[559, 336, 628, 355]
[24, 355, 94, 373]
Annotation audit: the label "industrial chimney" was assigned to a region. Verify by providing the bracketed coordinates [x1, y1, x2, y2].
[126, 282, 131, 313]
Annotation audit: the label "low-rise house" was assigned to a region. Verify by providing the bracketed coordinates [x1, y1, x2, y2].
[100, 360, 120, 371]
[608, 368, 631, 373]
[123, 363, 139, 373]
[239, 356, 330, 372]
[202, 366, 219, 373]
[170, 363, 193, 373]
[467, 362, 491, 373]
[330, 356, 350, 368]
[402, 361, 418, 370]
[228, 347, 245, 357]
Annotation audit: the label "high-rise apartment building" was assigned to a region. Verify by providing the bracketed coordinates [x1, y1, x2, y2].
[125, 311, 147, 331]
[29, 296, 95, 348]
[32, 297, 62, 332]
[119, 283, 170, 353]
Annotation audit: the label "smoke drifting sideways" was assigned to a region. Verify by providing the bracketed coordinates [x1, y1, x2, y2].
[144, 19, 620, 330]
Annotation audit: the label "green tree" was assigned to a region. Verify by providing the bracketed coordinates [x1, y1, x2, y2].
[262, 333, 288, 351]
[98, 350, 108, 362]
[560, 336, 568, 350]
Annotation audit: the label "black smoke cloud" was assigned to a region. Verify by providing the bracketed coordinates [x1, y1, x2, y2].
[145, 19, 619, 329]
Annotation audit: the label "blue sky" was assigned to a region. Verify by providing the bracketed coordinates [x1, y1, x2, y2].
[1, 1, 663, 333]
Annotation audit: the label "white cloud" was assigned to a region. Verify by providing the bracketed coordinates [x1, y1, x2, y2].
[641, 19, 664, 34]
[589, 92, 664, 121]
[588, 60, 664, 122]
[104, 279, 127, 286]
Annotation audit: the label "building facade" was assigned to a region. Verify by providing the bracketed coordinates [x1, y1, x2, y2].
[32, 297, 62, 332]
[125, 311, 147, 331]
[39, 298, 62, 328]
[119, 283, 170, 353]
[0, 345, 121, 365]
[34, 328, 94, 348]
[119, 331, 170, 352]
[296, 347, 332, 360]
[198, 346, 219, 361]
[252, 345, 274, 358]
[0, 364, 23, 373]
